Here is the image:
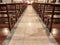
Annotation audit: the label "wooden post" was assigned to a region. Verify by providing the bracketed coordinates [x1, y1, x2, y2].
[49, 5, 55, 32]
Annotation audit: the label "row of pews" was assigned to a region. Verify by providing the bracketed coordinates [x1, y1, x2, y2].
[0, 3, 27, 31]
[32, 3, 60, 44]
[32, 3, 60, 45]
[32, 3, 60, 32]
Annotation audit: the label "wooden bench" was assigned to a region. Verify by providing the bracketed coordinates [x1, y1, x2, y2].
[41, 3, 60, 32]
[0, 3, 11, 30]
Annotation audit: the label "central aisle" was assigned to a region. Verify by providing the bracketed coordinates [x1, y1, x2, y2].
[8, 5, 56, 45]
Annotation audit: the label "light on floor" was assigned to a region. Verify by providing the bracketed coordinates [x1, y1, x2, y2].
[28, 22, 32, 26]
[2, 28, 10, 36]
[51, 28, 59, 35]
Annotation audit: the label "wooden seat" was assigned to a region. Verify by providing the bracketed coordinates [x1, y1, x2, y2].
[32, 3, 60, 32]
[0, 4, 11, 30]
[42, 3, 60, 32]
[15, 3, 27, 18]
[7, 3, 18, 24]
[20, 3, 27, 14]
[15, 3, 21, 18]
[0, 3, 19, 30]
[32, 3, 41, 14]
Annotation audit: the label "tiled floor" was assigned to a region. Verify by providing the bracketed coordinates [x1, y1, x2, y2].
[5, 5, 58, 45]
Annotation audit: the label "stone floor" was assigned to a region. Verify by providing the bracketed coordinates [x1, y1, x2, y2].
[3, 5, 58, 45]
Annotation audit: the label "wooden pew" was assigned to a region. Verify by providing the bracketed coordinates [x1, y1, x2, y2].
[32, 3, 43, 18]
[40, 3, 60, 32]
[0, 3, 27, 30]
[7, 3, 18, 29]
[32, 3, 60, 32]
[20, 3, 27, 14]
[0, 3, 11, 30]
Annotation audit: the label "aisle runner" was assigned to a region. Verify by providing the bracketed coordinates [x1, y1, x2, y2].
[8, 5, 57, 45]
